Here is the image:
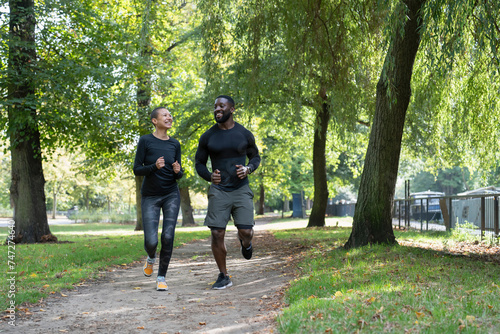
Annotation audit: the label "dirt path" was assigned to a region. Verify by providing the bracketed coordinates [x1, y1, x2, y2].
[2, 228, 296, 334]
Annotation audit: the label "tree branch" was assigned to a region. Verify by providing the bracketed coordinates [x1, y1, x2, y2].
[357, 120, 370, 127]
[166, 40, 182, 52]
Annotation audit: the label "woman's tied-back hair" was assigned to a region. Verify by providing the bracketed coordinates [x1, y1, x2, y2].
[216, 95, 235, 107]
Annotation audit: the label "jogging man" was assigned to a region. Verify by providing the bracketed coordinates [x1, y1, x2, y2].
[195, 95, 261, 290]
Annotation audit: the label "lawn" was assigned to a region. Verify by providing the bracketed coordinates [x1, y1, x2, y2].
[273, 226, 500, 333]
[2, 218, 499, 333]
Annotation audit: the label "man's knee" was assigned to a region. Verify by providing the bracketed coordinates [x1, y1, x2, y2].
[237, 228, 253, 239]
[211, 229, 225, 244]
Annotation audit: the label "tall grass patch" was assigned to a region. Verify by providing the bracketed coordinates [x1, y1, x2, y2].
[274, 227, 500, 333]
[1, 224, 210, 311]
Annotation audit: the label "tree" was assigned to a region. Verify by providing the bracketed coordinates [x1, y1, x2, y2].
[409, 167, 471, 195]
[345, 0, 500, 248]
[0, 144, 11, 210]
[2, 0, 138, 242]
[2, 0, 206, 236]
[126, 0, 200, 230]
[43, 149, 75, 218]
[133, 0, 154, 230]
[199, 0, 382, 225]
[7, 0, 55, 243]
[345, 0, 426, 248]
[179, 187, 195, 226]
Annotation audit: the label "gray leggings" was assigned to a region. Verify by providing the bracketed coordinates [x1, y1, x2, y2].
[141, 189, 180, 277]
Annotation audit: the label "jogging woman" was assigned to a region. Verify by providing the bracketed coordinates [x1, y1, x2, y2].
[133, 107, 183, 291]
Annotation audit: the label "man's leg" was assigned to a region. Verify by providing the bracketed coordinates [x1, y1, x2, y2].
[237, 227, 253, 260]
[210, 228, 233, 289]
[233, 184, 255, 260]
[205, 185, 232, 289]
[210, 228, 227, 275]
[237, 228, 253, 249]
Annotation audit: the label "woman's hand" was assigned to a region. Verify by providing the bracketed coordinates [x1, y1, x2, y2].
[172, 160, 181, 174]
[156, 156, 165, 169]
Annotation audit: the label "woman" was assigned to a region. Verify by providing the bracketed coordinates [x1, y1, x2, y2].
[133, 107, 183, 291]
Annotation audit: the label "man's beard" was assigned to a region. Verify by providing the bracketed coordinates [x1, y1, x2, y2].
[215, 112, 231, 123]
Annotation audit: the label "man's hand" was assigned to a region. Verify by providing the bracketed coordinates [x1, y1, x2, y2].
[172, 160, 180, 174]
[156, 156, 165, 169]
[211, 169, 221, 184]
[236, 165, 249, 179]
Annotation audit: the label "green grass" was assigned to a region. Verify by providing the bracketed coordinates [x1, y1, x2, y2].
[0, 223, 210, 312]
[273, 227, 500, 333]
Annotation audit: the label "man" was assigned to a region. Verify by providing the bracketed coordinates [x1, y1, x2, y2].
[195, 95, 261, 290]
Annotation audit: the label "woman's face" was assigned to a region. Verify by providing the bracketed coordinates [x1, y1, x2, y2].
[153, 108, 173, 130]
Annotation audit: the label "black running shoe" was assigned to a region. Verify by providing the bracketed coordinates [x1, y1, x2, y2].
[240, 239, 253, 260]
[212, 272, 233, 290]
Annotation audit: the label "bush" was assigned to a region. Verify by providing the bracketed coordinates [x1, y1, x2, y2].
[451, 221, 480, 242]
[71, 210, 135, 224]
[0, 206, 13, 218]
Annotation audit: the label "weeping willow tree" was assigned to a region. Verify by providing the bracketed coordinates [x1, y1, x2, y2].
[199, 0, 385, 226]
[101, 0, 200, 230]
[407, 1, 500, 172]
[345, 0, 500, 248]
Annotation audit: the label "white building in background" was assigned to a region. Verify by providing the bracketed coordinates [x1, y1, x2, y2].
[451, 186, 500, 229]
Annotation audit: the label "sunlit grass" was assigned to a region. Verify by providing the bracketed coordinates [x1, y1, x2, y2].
[0, 224, 210, 312]
[274, 227, 500, 333]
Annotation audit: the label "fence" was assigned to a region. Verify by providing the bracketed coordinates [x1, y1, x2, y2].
[393, 194, 500, 238]
[326, 201, 356, 217]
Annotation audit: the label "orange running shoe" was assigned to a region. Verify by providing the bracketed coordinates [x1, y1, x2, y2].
[143, 260, 154, 277]
[156, 276, 168, 291]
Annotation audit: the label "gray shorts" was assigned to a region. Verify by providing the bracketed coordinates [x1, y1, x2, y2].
[204, 184, 255, 229]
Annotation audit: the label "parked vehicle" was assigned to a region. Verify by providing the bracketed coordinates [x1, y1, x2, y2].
[410, 190, 444, 221]
[66, 206, 79, 219]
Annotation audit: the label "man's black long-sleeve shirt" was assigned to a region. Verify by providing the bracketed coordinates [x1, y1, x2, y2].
[195, 122, 260, 192]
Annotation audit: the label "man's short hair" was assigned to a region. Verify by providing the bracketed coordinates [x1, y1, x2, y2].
[216, 95, 235, 107]
[150, 107, 167, 120]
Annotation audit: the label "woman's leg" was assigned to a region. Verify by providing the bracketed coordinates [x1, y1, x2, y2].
[142, 196, 161, 259]
[157, 189, 181, 277]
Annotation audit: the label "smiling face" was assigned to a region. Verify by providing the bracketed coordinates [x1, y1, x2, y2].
[152, 108, 173, 130]
[214, 97, 234, 124]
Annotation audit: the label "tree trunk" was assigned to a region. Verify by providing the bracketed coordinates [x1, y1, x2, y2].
[179, 186, 195, 226]
[307, 101, 331, 227]
[135, 175, 144, 230]
[345, 0, 426, 249]
[283, 196, 289, 212]
[257, 183, 265, 215]
[135, 1, 153, 231]
[8, 0, 55, 243]
[85, 188, 90, 211]
[52, 184, 57, 219]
